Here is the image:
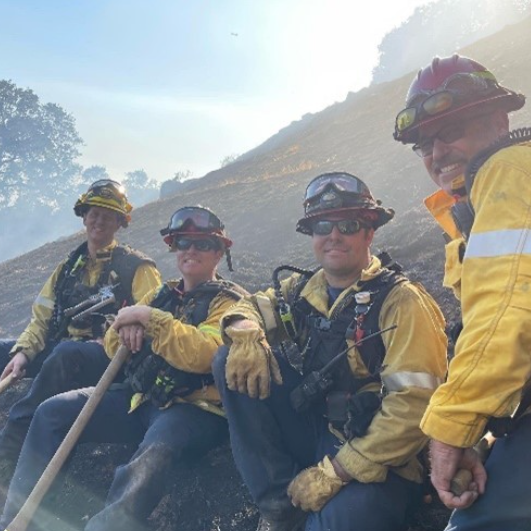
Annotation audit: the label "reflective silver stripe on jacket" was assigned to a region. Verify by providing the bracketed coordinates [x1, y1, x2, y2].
[34, 295, 55, 309]
[466, 229, 531, 259]
[382, 372, 443, 393]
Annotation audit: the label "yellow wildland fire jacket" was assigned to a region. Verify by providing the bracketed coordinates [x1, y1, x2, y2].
[222, 257, 447, 484]
[12, 241, 161, 362]
[105, 279, 245, 415]
[422, 140, 531, 447]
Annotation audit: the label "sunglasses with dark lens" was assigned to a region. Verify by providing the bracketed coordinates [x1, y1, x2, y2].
[311, 219, 367, 236]
[304, 173, 369, 204]
[166, 207, 223, 234]
[412, 123, 467, 158]
[412, 113, 491, 158]
[174, 237, 220, 252]
[395, 71, 499, 135]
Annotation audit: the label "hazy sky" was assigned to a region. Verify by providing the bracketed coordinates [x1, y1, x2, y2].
[1, 0, 432, 182]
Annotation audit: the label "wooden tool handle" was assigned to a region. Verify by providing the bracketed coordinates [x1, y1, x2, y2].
[450, 468, 473, 496]
[0, 373, 17, 396]
[5, 345, 129, 531]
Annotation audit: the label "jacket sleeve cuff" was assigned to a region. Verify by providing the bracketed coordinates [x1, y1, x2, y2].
[420, 407, 487, 447]
[144, 308, 175, 339]
[334, 442, 388, 483]
[10, 345, 35, 362]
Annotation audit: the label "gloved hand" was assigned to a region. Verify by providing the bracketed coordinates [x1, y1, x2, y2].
[287, 456, 347, 512]
[225, 326, 283, 399]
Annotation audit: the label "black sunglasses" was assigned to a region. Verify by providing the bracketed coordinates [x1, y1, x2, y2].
[174, 237, 220, 252]
[311, 219, 368, 236]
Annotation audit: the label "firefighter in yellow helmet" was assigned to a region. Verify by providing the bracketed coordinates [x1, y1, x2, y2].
[0, 179, 161, 488]
[394, 54, 531, 530]
[0, 205, 248, 531]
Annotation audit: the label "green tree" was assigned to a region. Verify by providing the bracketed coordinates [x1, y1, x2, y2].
[123, 169, 159, 207]
[0, 79, 83, 210]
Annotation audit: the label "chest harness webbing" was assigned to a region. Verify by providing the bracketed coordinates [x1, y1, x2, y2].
[449, 128, 531, 437]
[451, 127, 531, 240]
[278, 254, 406, 426]
[49, 242, 154, 341]
[125, 279, 246, 407]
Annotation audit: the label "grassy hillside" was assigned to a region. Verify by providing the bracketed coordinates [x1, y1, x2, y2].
[2, 15, 530, 338]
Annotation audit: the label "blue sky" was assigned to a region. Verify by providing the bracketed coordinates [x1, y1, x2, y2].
[0, 0, 432, 182]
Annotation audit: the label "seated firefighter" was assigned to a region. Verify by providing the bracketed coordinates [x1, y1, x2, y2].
[0, 205, 248, 531]
[0, 179, 161, 486]
[212, 172, 448, 531]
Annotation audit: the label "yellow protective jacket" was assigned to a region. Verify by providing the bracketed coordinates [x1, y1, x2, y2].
[104, 279, 243, 414]
[12, 241, 161, 362]
[421, 141, 531, 447]
[222, 257, 447, 484]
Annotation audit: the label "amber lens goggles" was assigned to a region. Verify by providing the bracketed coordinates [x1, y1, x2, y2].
[395, 71, 499, 135]
[311, 219, 368, 236]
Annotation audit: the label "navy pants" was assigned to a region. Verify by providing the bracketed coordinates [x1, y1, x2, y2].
[0, 339, 55, 379]
[0, 386, 227, 531]
[0, 340, 110, 466]
[212, 346, 420, 531]
[445, 414, 531, 531]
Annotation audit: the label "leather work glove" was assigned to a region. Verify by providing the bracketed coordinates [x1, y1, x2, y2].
[225, 326, 283, 399]
[287, 456, 347, 512]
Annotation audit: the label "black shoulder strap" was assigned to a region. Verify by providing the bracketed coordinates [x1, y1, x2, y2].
[355, 266, 408, 374]
[453, 127, 531, 240]
[180, 279, 248, 326]
[49, 242, 89, 339]
[109, 245, 156, 306]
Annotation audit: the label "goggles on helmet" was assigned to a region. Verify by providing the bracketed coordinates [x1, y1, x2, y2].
[311, 219, 369, 236]
[160, 206, 233, 249]
[74, 179, 132, 227]
[161, 207, 224, 235]
[161, 206, 234, 271]
[395, 71, 502, 138]
[304, 173, 371, 205]
[296, 172, 394, 235]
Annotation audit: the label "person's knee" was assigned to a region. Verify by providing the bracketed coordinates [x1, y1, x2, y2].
[43, 341, 79, 369]
[212, 345, 229, 386]
[33, 392, 84, 433]
[134, 441, 178, 473]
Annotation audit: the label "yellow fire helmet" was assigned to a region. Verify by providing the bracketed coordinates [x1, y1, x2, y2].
[74, 179, 133, 227]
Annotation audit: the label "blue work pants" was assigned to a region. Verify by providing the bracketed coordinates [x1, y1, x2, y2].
[445, 414, 531, 531]
[212, 345, 421, 531]
[0, 340, 110, 466]
[0, 386, 227, 531]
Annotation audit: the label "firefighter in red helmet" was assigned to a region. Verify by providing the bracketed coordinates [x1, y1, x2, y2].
[395, 54, 531, 530]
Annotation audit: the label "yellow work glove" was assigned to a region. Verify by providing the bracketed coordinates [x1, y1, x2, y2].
[225, 326, 283, 399]
[287, 456, 347, 512]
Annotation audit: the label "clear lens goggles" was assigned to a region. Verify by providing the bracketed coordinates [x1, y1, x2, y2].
[304, 173, 369, 204]
[86, 179, 128, 204]
[164, 207, 224, 235]
[174, 237, 220, 252]
[395, 71, 499, 134]
[311, 219, 367, 236]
